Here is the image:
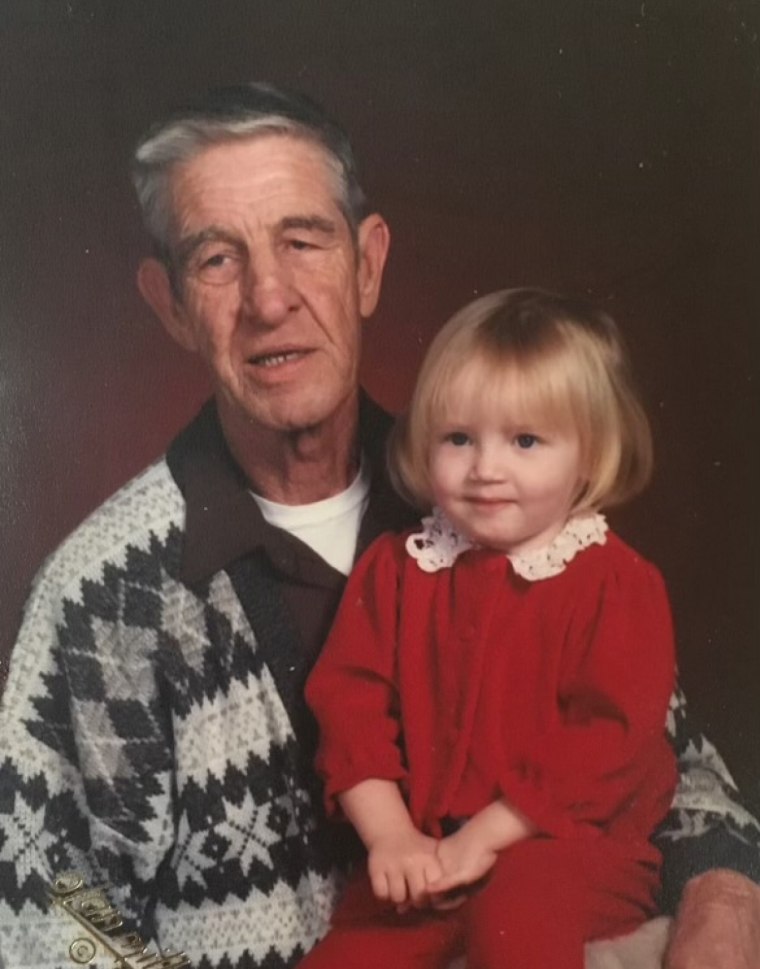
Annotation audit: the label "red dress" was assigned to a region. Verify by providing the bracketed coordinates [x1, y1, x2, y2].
[303, 514, 677, 969]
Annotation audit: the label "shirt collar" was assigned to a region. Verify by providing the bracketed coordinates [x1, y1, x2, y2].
[166, 394, 412, 585]
[405, 506, 608, 580]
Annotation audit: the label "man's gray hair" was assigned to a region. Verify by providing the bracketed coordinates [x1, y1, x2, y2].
[131, 82, 368, 264]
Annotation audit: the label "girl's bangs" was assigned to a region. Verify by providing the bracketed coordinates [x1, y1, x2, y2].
[431, 350, 578, 433]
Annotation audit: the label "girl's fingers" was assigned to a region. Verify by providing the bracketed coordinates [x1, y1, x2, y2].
[370, 870, 390, 900]
[422, 859, 444, 891]
[406, 868, 428, 906]
[427, 871, 459, 893]
[387, 870, 408, 905]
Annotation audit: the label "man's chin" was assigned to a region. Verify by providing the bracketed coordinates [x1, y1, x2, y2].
[230, 394, 354, 437]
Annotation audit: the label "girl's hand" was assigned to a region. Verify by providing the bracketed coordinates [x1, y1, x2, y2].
[428, 826, 499, 901]
[367, 829, 443, 908]
[428, 797, 535, 907]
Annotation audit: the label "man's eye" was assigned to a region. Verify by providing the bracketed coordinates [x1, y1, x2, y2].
[515, 433, 539, 449]
[191, 250, 242, 284]
[287, 238, 316, 252]
[202, 253, 231, 268]
[444, 431, 471, 446]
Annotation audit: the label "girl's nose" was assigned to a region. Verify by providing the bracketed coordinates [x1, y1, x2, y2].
[470, 444, 505, 481]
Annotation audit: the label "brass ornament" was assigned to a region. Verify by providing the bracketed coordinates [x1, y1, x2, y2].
[50, 872, 192, 968]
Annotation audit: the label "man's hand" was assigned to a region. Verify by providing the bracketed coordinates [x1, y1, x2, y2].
[666, 869, 760, 969]
[367, 828, 443, 906]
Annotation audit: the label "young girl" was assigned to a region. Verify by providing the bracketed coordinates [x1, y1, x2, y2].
[301, 288, 677, 969]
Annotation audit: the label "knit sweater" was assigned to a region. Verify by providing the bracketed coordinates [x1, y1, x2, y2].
[1, 410, 759, 968]
[0, 450, 349, 968]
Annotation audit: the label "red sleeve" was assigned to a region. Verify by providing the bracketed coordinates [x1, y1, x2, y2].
[305, 533, 407, 815]
[498, 552, 677, 840]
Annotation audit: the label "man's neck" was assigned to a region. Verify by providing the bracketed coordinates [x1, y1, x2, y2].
[218, 397, 361, 505]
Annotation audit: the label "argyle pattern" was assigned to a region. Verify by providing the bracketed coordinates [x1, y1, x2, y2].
[0, 460, 338, 968]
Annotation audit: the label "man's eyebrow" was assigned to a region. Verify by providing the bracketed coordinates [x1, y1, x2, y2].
[280, 215, 338, 234]
[174, 227, 240, 267]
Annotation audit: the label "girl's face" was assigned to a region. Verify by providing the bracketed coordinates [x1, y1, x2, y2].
[428, 378, 584, 556]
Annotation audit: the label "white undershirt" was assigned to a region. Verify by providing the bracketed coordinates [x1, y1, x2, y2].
[250, 462, 371, 575]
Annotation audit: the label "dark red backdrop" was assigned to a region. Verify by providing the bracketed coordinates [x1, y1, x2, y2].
[1, 0, 758, 803]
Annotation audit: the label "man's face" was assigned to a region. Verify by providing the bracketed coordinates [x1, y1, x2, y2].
[162, 135, 384, 435]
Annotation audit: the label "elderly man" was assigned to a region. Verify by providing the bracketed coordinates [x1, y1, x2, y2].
[0, 83, 757, 969]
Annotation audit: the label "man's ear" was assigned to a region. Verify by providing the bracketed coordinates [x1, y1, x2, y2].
[136, 258, 198, 352]
[356, 214, 391, 319]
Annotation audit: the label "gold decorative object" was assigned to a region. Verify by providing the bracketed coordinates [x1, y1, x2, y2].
[50, 873, 192, 968]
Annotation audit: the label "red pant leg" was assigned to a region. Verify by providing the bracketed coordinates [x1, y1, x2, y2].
[463, 838, 659, 969]
[298, 873, 463, 969]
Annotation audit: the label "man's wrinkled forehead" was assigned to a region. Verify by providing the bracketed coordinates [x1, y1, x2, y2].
[165, 131, 349, 239]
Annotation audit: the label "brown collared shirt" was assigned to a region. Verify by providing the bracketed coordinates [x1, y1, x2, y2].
[166, 394, 416, 677]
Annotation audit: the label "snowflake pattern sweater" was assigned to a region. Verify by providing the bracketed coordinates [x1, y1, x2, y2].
[0, 453, 343, 969]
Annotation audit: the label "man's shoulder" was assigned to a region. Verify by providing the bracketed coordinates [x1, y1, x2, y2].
[3, 457, 186, 729]
[31, 457, 184, 604]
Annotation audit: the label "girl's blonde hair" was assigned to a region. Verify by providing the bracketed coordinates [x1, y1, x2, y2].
[391, 288, 653, 514]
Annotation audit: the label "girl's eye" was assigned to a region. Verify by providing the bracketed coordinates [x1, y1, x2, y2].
[515, 433, 539, 449]
[444, 431, 471, 447]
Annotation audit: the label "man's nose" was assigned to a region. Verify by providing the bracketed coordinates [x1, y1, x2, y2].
[240, 251, 298, 325]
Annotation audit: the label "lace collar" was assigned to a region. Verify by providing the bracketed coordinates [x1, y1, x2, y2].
[405, 506, 608, 581]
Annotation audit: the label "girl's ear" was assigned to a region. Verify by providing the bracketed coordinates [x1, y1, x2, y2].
[355, 214, 391, 319]
[137, 258, 199, 352]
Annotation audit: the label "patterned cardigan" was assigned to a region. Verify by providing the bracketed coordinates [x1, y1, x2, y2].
[1, 440, 758, 967]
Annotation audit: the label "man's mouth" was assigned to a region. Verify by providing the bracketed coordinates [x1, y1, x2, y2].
[250, 349, 307, 368]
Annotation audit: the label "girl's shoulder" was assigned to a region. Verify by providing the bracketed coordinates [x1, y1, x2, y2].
[564, 531, 673, 639]
[567, 527, 667, 596]
[588, 528, 660, 570]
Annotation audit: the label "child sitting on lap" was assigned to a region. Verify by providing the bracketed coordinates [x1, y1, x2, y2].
[301, 288, 677, 969]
